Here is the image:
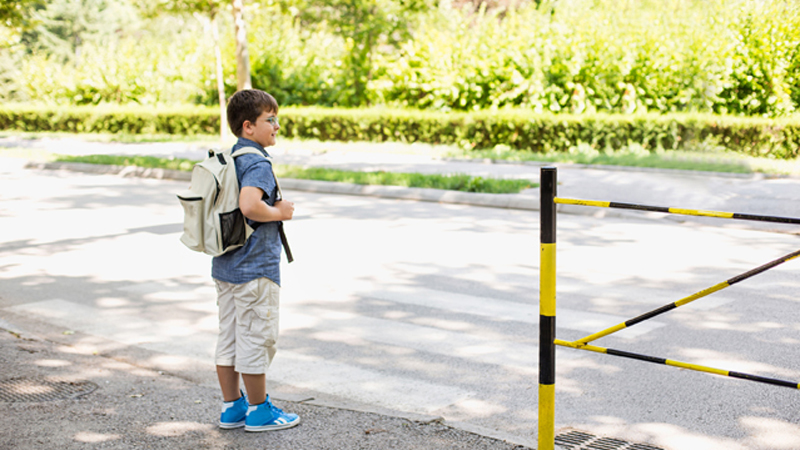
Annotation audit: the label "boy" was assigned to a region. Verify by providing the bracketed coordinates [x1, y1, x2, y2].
[212, 89, 299, 432]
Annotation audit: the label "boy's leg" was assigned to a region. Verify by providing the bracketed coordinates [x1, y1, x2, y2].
[216, 365, 242, 402]
[231, 278, 299, 432]
[215, 279, 249, 429]
[215, 280, 240, 401]
[242, 373, 267, 405]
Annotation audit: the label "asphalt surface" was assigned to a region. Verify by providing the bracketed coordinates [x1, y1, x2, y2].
[2, 136, 800, 450]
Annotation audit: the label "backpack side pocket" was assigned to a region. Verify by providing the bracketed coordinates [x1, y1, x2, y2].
[178, 191, 205, 252]
[218, 208, 247, 252]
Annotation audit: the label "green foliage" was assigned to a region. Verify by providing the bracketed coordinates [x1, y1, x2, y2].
[8, 13, 213, 105]
[281, 0, 432, 106]
[715, 1, 799, 116]
[372, 0, 800, 116]
[1, 0, 37, 29]
[7, 104, 799, 159]
[0, 103, 219, 134]
[277, 107, 800, 159]
[133, 0, 226, 17]
[4, 0, 800, 118]
[248, 7, 343, 106]
[19, 0, 140, 62]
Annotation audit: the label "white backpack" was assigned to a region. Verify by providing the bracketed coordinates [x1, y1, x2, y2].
[177, 147, 275, 257]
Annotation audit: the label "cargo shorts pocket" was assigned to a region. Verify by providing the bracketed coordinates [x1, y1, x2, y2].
[237, 278, 280, 348]
[246, 304, 279, 347]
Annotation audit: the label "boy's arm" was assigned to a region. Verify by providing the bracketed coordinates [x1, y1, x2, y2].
[239, 186, 294, 222]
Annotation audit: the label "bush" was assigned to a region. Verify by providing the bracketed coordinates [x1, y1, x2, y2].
[4, 0, 800, 118]
[371, 0, 800, 116]
[2, 104, 799, 159]
[0, 104, 219, 135]
[279, 107, 800, 159]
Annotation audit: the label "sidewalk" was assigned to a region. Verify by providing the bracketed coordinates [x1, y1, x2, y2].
[0, 318, 531, 450]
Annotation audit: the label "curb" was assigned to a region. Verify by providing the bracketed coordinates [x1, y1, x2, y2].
[23, 161, 800, 235]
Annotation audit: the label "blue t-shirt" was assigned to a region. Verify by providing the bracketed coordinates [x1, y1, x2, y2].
[211, 138, 282, 286]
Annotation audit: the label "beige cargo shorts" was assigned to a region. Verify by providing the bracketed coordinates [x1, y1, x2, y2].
[214, 277, 280, 374]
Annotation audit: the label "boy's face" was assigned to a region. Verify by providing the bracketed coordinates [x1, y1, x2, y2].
[242, 109, 279, 148]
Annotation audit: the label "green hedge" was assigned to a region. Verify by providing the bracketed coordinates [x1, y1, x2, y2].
[280, 108, 800, 159]
[0, 104, 220, 135]
[2, 104, 799, 159]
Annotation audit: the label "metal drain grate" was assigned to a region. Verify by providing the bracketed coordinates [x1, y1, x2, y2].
[556, 431, 664, 450]
[0, 377, 98, 402]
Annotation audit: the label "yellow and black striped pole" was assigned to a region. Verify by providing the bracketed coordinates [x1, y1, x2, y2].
[539, 167, 557, 450]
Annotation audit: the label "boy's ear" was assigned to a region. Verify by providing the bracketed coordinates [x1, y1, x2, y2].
[241, 120, 254, 136]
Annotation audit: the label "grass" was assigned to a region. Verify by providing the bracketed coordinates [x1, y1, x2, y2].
[4, 131, 800, 177]
[54, 154, 198, 172]
[50, 154, 535, 194]
[449, 142, 800, 176]
[276, 166, 534, 193]
[458, 147, 749, 173]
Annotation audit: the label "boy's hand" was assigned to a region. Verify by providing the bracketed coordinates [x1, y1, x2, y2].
[275, 199, 294, 220]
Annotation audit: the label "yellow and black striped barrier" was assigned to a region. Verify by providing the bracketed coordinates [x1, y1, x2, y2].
[572, 247, 800, 346]
[555, 339, 800, 389]
[554, 197, 800, 225]
[537, 167, 800, 450]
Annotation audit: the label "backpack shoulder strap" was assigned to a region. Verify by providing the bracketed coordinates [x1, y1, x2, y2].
[233, 146, 283, 197]
[232, 146, 272, 162]
[232, 146, 293, 263]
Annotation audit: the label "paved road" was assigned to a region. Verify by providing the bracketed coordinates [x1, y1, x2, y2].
[2, 156, 800, 450]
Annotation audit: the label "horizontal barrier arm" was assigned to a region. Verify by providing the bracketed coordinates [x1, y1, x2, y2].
[570, 248, 800, 346]
[554, 198, 800, 225]
[555, 339, 800, 390]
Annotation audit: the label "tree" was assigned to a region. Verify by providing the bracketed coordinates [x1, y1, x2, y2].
[1, 0, 36, 29]
[134, 1, 226, 141]
[135, 0, 254, 142]
[287, 0, 431, 106]
[232, 0, 252, 90]
[19, 0, 136, 63]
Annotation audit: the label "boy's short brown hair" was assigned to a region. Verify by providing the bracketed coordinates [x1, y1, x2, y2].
[226, 89, 279, 137]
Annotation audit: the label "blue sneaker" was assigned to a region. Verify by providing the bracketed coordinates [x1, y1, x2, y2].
[219, 391, 248, 429]
[245, 396, 301, 432]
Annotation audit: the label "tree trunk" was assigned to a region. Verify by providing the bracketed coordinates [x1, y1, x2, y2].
[211, 13, 228, 144]
[232, 0, 252, 91]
